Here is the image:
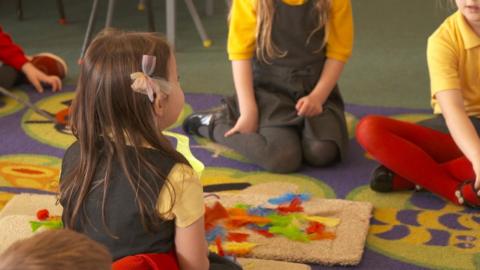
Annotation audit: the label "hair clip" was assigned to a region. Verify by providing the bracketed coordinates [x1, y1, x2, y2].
[130, 55, 171, 103]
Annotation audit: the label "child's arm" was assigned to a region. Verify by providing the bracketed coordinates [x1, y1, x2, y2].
[159, 164, 209, 270]
[0, 26, 61, 93]
[296, 59, 344, 116]
[175, 217, 209, 270]
[0, 26, 28, 70]
[224, 0, 258, 136]
[295, 0, 353, 117]
[437, 90, 480, 191]
[224, 59, 258, 137]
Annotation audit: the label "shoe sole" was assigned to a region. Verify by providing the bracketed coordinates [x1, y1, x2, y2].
[34, 52, 68, 77]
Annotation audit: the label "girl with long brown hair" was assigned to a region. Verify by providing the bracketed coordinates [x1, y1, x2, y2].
[184, 0, 354, 173]
[59, 29, 209, 270]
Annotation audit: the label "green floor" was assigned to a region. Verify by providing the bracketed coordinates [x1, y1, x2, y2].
[0, 0, 455, 109]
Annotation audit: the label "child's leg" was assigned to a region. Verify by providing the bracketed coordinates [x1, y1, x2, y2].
[0, 64, 21, 90]
[301, 101, 347, 167]
[397, 158, 473, 191]
[302, 137, 338, 167]
[441, 156, 474, 181]
[212, 123, 303, 173]
[376, 116, 474, 191]
[356, 115, 469, 204]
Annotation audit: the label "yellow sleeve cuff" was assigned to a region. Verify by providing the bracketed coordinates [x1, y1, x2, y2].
[326, 52, 349, 63]
[227, 0, 257, 62]
[228, 52, 255, 61]
[431, 82, 461, 98]
[326, 0, 353, 63]
[157, 163, 205, 228]
[427, 34, 461, 98]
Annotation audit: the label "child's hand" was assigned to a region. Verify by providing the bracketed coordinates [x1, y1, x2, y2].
[296, 93, 324, 117]
[21, 62, 62, 93]
[224, 110, 258, 137]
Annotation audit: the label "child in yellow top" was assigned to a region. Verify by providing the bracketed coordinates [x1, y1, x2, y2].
[356, 0, 480, 207]
[59, 29, 210, 269]
[184, 0, 354, 173]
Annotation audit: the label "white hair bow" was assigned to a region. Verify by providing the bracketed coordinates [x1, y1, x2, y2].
[130, 55, 171, 102]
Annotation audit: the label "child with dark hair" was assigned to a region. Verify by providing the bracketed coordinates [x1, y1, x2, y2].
[0, 229, 112, 270]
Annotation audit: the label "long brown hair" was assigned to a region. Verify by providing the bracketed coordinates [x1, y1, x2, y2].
[60, 29, 188, 234]
[256, 0, 331, 62]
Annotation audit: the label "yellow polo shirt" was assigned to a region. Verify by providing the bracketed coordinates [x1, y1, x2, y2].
[427, 11, 480, 116]
[156, 163, 205, 228]
[228, 0, 354, 63]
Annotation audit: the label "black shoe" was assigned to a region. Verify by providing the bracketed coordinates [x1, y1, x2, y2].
[182, 106, 225, 140]
[370, 165, 395, 192]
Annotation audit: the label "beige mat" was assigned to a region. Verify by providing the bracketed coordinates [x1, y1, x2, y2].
[0, 194, 61, 253]
[237, 258, 310, 270]
[207, 182, 373, 266]
[0, 193, 61, 219]
[0, 193, 311, 269]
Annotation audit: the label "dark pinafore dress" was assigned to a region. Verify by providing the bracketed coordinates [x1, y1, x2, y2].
[223, 0, 348, 159]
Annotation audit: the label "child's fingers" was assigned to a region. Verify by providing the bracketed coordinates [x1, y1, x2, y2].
[224, 126, 237, 137]
[53, 76, 63, 91]
[298, 103, 309, 116]
[31, 77, 44, 93]
[47, 77, 60, 92]
[295, 99, 304, 111]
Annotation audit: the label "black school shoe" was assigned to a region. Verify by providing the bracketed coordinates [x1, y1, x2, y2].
[182, 106, 226, 141]
[370, 165, 395, 192]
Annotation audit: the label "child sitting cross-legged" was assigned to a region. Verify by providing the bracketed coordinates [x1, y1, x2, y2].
[59, 29, 212, 270]
[356, 0, 480, 208]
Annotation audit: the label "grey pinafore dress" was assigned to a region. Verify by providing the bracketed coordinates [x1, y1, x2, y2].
[222, 0, 348, 159]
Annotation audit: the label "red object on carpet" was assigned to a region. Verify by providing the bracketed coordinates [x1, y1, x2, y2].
[205, 201, 229, 231]
[30, 53, 68, 79]
[36, 209, 49, 220]
[227, 232, 249, 242]
[277, 197, 303, 213]
[112, 251, 179, 270]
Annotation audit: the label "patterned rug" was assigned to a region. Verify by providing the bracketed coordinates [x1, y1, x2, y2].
[0, 86, 479, 270]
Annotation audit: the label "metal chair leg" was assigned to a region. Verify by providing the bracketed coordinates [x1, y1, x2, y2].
[206, 0, 214, 16]
[105, 0, 115, 28]
[145, 0, 155, 32]
[17, 0, 24, 20]
[207, 0, 232, 16]
[184, 0, 212, 47]
[166, 0, 176, 47]
[57, 0, 66, 24]
[80, 0, 100, 60]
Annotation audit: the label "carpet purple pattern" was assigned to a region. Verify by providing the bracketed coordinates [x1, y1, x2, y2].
[1, 87, 479, 270]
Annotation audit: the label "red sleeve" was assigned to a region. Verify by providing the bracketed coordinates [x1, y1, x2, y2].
[0, 26, 28, 70]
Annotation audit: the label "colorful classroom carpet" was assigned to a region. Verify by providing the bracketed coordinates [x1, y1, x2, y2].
[0, 86, 479, 270]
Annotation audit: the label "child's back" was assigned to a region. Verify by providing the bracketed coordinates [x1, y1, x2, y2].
[59, 29, 210, 270]
[61, 141, 178, 260]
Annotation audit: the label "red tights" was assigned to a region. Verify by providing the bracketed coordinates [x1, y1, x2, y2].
[356, 115, 475, 205]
